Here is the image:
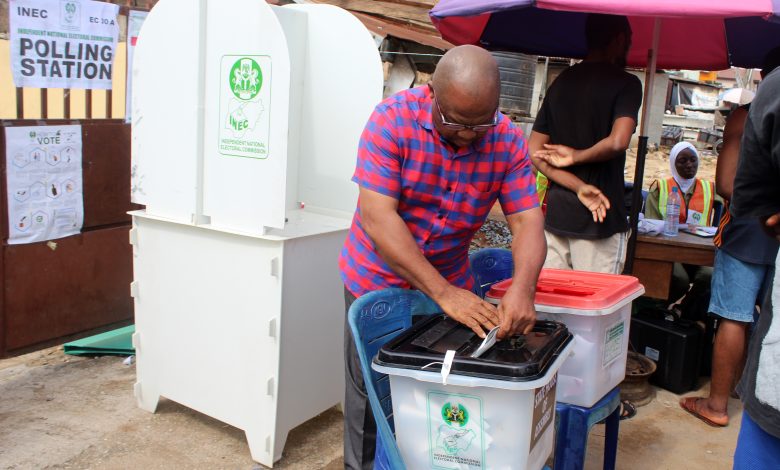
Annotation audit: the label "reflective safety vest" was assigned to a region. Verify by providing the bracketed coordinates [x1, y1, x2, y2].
[536, 171, 548, 204]
[658, 177, 714, 226]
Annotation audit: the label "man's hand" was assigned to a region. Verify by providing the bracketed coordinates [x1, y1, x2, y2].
[577, 184, 611, 222]
[496, 285, 537, 339]
[435, 285, 500, 338]
[764, 212, 780, 241]
[534, 144, 577, 168]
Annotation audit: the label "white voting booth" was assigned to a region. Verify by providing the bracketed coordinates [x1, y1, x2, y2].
[129, 0, 382, 466]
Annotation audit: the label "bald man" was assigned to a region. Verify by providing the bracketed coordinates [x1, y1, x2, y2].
[338, 45, 545, 469]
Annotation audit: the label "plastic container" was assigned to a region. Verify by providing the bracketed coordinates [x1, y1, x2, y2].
[663, 187, 681, 236]
[491, 51, 537, 117]
[486, 269, 645, 407]
[373, 315, 573, 470]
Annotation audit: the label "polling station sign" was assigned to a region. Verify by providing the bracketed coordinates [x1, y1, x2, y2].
[10, 0, 119, 89]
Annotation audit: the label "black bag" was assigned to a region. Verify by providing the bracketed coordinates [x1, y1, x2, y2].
[630, 308, 703, 393]
[677, 280, 711, 323]
[675, 280, 717, 376]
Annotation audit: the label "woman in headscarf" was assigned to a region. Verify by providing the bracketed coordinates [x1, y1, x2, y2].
[644, 142, 720, 305]
[645, 142, 716, 226]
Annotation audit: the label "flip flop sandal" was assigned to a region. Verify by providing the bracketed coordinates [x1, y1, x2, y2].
[679, 397, 728, 427]
[619, 400, 637, 421]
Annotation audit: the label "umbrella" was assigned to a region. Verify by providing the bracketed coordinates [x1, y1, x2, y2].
[429, 0, 780, 273]
[430, 1, 780, 70]
[721, 88, 756, 106]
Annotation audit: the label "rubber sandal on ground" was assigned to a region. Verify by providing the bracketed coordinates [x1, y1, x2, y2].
[619, 400, 637, 421]
[679, 397, 728, 427]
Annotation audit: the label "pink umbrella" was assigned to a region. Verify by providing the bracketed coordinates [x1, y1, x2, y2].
[431, 0, 780, 70]
[430, 0, 780, 272]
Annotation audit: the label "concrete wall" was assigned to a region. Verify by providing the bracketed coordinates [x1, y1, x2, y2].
[630, 70, 668, 147]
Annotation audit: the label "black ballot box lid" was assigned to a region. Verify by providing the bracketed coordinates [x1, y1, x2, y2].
[374, 315, 572, 382]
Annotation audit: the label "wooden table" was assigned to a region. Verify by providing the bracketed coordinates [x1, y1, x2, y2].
[633, 232, 717, 299]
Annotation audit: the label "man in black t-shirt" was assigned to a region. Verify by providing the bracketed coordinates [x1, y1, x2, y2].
[530, 14, 642, 274]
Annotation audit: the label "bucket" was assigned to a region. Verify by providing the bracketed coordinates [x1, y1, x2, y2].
[486, 269, 645, 407]
[372, 315, 573, 470]
[620, 351, 657, 407]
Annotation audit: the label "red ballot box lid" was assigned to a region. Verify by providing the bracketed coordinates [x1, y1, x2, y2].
[486, 269, 643, 310]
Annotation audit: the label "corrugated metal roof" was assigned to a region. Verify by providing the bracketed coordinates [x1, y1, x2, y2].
[351, 12, 452, 50]
[310, 0, 452, 50]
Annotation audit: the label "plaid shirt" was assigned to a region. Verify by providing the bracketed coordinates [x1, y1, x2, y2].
[339, 86, 538, 297]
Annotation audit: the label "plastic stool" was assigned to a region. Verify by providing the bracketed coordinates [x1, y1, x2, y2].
[555, 387, 621, 470]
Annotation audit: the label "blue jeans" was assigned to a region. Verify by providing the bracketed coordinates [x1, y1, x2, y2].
[710, 250, 772, 323]
[734, 412, 780, 469]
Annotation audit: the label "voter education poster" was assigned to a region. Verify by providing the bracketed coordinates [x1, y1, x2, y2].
[9, 0, 120, 89]
[5, 125, 84, 245]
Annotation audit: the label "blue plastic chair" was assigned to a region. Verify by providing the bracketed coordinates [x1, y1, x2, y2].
[554, 387, 621, 470]
[625, 181, 650, 215]
[347, 288, 443, 470]
[468, 247, 513, 297]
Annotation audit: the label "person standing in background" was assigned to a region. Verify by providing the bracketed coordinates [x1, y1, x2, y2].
[680, 50, 780, 428]
[530, 13, 642, 274]
[727, 65, 780, 468]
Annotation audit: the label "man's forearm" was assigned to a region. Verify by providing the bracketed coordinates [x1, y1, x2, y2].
[570, 135, 626, 165]
[532, 156, 586, 194]
[508, 210, 546, 299]
[571, 116, 635, 165]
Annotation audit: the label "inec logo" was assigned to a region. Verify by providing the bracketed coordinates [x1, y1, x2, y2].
[60, 1, 80, 29]
[441, 402, 469, 427]
[219, 55, 270, 155]
[230, 58, 263, 101]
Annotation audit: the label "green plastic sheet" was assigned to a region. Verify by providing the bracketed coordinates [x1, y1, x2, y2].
[63, 325, 135, 356]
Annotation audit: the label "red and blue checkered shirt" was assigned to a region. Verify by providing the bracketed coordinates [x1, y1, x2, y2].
[339, 86, 539, 297]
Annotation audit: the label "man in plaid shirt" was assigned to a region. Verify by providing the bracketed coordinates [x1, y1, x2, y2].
[339, 45, 546, 469]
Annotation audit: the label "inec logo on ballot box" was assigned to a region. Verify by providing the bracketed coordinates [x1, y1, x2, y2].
[428, 392, 483, 467]
[230, 58, 263, 101]
[442, 402, 469, 427]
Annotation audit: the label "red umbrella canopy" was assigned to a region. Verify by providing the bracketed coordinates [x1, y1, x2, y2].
[430, 0, 780, 70]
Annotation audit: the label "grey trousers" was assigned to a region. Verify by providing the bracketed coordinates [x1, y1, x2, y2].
[343, 287, 376, 470]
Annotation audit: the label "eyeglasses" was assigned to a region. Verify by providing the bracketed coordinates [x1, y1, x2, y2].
[433, 96, 499, 133]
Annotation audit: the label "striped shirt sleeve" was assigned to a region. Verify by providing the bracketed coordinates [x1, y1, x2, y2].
[499, 127, 539, 215]
[352, 107, 403, 199]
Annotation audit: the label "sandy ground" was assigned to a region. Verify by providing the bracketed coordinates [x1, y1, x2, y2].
[0, 347, 342, 469]
[1, 345, 741, 469]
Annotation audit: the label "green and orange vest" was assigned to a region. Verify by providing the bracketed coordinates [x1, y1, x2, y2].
[658, 177, 715, 226]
